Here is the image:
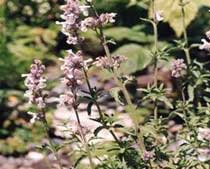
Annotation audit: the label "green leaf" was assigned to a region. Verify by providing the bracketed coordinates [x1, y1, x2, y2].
[150, 0, 210, 37]
[188, 85, 195, 102]
[125, 105, 150, 124]
[87, 102, 94, 116]
[158, 96, 173, 109]
[104, 27, 153, 43]
[74, 154, 86, 167]
[113, 44, 152, 74]
[109, 87, 123, 105]
[94, 126, 106, 136]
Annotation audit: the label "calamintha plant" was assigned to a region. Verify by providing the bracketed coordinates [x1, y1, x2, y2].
[22, 0, 210, 168]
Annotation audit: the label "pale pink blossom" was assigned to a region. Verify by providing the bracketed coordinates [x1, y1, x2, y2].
[99, 13, 117, 25]
[94, 55, 126, 69]
[205, 30, 210, 40]
[143, 151, 153, 161]
[198, 128, 210, 141]
[22, 60, 46, 109]
[197, 148, 210, 162]
[27, 112, 38, 124]
[171, 59, 187, 78]
[57, 0, 90, 44]
[59, 50, 84, 108]
[80, 17, 98, 32]
[200, 39, 210, 51]
[154, 11, 164, 22]
[59, 91, 76, 107]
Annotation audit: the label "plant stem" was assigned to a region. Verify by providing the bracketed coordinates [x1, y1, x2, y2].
[180, 0, 191, 65]
[104, 25, 146, 154]
[73, 107, 95, 169]
[151, 0, 159, 122]
[83, 68, 122, 146]
[102, 37, 146, 152]
[87, 0, 146, 155]
[41, 112, 63, 169]
[103, 43, 133, 106]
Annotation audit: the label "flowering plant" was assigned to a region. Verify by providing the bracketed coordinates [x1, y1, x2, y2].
[22, 0, 210, 168]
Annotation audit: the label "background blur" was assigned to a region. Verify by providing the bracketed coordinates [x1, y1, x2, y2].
[0, 0, 210, 162]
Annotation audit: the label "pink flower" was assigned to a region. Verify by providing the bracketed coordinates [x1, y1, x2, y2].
[80, 17, 98, 32]
[59, 91, 76, 107]
[59, 50, 87, 109]
[94, 55, 126, 69]
[200, 39, 210, 51]
[94, 56, 114, 69]
[27, 112, 38, 124]
[171, 59, 187, 78]
[198, 128, 210, 141]
[197, 148, 210, 162]
[22, 60, 47, 109]
[99, 13, 117, 25]
[57, 0, 90, 44]
[154, 11, 164, 22]
[36, 97, 46, 109]
[205, 30, 210, 40]
[143, 151, 153, 161]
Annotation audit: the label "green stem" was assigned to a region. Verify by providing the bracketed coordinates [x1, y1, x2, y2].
[103, 41, 133, 106]
[73, 108, 95, 169]
[88, 0, 146, 155]
[153, 23, 158, 87]
[151, 0, 159, 122]
[83, 69, 122, 146]
[180, 0, 191, 65]
[41, 114, 63, 169]
[100, 24, 146, 155]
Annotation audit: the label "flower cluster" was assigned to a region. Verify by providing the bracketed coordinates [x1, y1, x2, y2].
[94, 55, 126, 70]
[198, 128, 210, 141]
[59, 50, 84, 108]
[57, 0, 116, 44]
[198, 148, 210, 162]
[60, 50, 84, 88]
[199, 30, 210, 51]
[196, 128, 210, 161]
[80, 13, 116, 32]
[22, 59, 46, 109]
[143, 151, 153, 161]
[171, 59, 187, 78]
[56, 0, 90, 44]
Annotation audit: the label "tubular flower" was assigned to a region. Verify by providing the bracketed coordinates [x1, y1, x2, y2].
[80, 17, 98, 32]
[143, 151, 153, 161]
[171, 59, 187, 78]
[59, 91, 76, 108]
[60, 50, 84, 89]
[59, 50, 85, 108]
[205, 30, 210, 40]
[22, 60, 46, 108]
[57, 0, 117, 44]
[198, 128, 210, 141]
[200, 39, 210, 51]
[98, 13, 117, 25]
[94, 55, 126, 69]
[154, 11, 164, 22]
[56, 0, 90, 44]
